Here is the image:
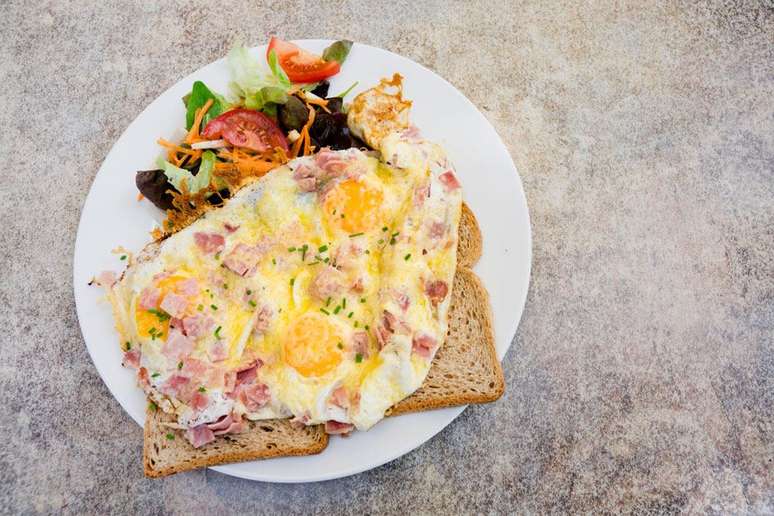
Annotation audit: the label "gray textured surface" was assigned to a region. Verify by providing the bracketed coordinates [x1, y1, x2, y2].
[1, 1, 772, 513]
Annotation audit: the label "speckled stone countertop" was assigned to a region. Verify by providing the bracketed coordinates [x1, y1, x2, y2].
[2, 1, 772, 513]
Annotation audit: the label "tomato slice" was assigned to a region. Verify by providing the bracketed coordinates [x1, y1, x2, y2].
[201, 108, 288, 153]
[267, 37, 341, 83]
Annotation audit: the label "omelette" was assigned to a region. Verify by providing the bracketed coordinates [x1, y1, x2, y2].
[103, 78, 463, 446]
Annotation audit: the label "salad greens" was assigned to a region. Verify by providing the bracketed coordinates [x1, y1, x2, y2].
[322, 40, 353, 64]
[185, 81, 226, 130]
[158, 151, 216, 194]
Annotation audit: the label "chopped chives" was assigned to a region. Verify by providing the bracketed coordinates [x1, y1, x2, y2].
[354, 321, 359, 327]
[348, 312, 354, 318]
[355, 353, 363, 363]
[404, 253, 412, 261]
[151, 372, 160, 378]
[272, 258, 277, 265]
[148, 401, 158, 412]
[210, 304, 218, 311]
[177, 361, 183, 370]
[248, 300, 257, 308]
[360, 298, 366, 303]
[342, 298, 347, 309]
[290, 277, 295, 287]
[349, 232, 364, 238]
[120, 255, 127, 260]
[214, 326, 222, 338]
[337, 342, 343, 350]
[334, 306, 342, 314]
[288, 246, 296, 252]
[325, 297, 331, 307]
[318, 245, 328, 252]
[197, 304, 204, 311]
[382, 227, 388, 232]
[320, 308, 330, 315]
[166, 433, 175, 440]
[246, 289, 252, 295]
[365, 325, 370, 330]
[198, 386, 206, 392]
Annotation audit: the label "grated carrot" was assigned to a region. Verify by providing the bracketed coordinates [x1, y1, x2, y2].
[185, 99, 214, 144]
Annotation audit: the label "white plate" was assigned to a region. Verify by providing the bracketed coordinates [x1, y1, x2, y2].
[73, 40, 531, 482]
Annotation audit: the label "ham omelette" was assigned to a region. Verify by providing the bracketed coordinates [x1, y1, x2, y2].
[100, 80, 463, 447]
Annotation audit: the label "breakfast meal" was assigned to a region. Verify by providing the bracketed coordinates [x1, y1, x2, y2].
[94, 39, 504, 477]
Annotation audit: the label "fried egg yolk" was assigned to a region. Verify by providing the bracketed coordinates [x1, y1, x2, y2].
[284, 312, 343, 377]
[323, 179, 383, 233]
[134, 274, 187, 340]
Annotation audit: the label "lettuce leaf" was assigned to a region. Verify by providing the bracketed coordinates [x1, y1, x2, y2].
[157, 153, 213, 194]
[185, 81, 226, 130]
[227, 45, 289, 100]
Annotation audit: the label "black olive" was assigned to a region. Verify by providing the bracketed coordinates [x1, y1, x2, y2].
[310, 80, 329, 98]
[325, 97, 343, 113]
[278, 96, 309, 132]
[136, 169, 178, 211]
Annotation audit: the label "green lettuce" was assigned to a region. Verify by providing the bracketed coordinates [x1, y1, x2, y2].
[157, 152, 216, 194]
[185, 81, 226, 130]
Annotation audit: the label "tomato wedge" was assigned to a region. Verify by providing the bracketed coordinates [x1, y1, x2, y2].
[201, 108, 288, 153]
[267, 37, 341, 83]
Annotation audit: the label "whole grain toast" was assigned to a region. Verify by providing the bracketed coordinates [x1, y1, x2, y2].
[144, 409, 328, 477]
[140, 202, 502, 476]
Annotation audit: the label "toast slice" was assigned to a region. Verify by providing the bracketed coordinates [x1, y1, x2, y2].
[143, 408, 328, 477]
[388, 266, 504, 415]
[140, 202, 499, 476]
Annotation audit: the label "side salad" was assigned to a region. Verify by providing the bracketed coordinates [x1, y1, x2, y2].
[137, 38, 363, 235]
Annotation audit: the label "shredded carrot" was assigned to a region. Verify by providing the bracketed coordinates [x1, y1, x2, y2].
[157, 138, 202, 157]
[137, 192, 145, 202]
[185, 98, 214, 144]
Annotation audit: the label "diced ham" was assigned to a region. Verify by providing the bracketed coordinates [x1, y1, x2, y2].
[310, 266, 346, 300]
[402, 125, 422, 141]
[429, 221, 447, 239]
[375, 310, 397, 349]
[94, 271, 117, 287]
[182, 314, 214, 338]
[162, 329, 194, 362]
[253, 305, 273, 335]
[223, 243, 263, 277]
[193, 232, 225, 254]
[350, 277, 365, 293]
[137, 367, 151, 391]
[413, 182, 430, 207]
[240, 383, 270, 411]
[169, 317, 183, 331]
[206, 414, 244, 436]
[394, 291, 410, 312]
[177, 278, 200, 296]
[181, 357, 207, 378]
[186, 424, 215, 448]
[329, 386, 350, 409]
[152, 271, 173, 282]
[122, 348, 141, 369]
[203, 366, 227, 390]
[351, 331, 369, 359]
[213, 418, 244, 436]
[223, 222, 240, 233]
[224, 371, 237, 393]
[439, 171, 461, 192]
[315, 148, 349, 173]
[161, 374, 191, 400]
[236, 365, 258, 387]
[207, 414, 234, 432]
[160, 292, 188, 319]
[208, 340, 228, 362]
[412, 333, 438, 359]
[290, 413, 310, 429]
[425, 280, 449, 306]
[190, 391, 210, 411]
[138, 286, 160, 310]
[325, 420, 354, 435]
[297, 176, 317, 192]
